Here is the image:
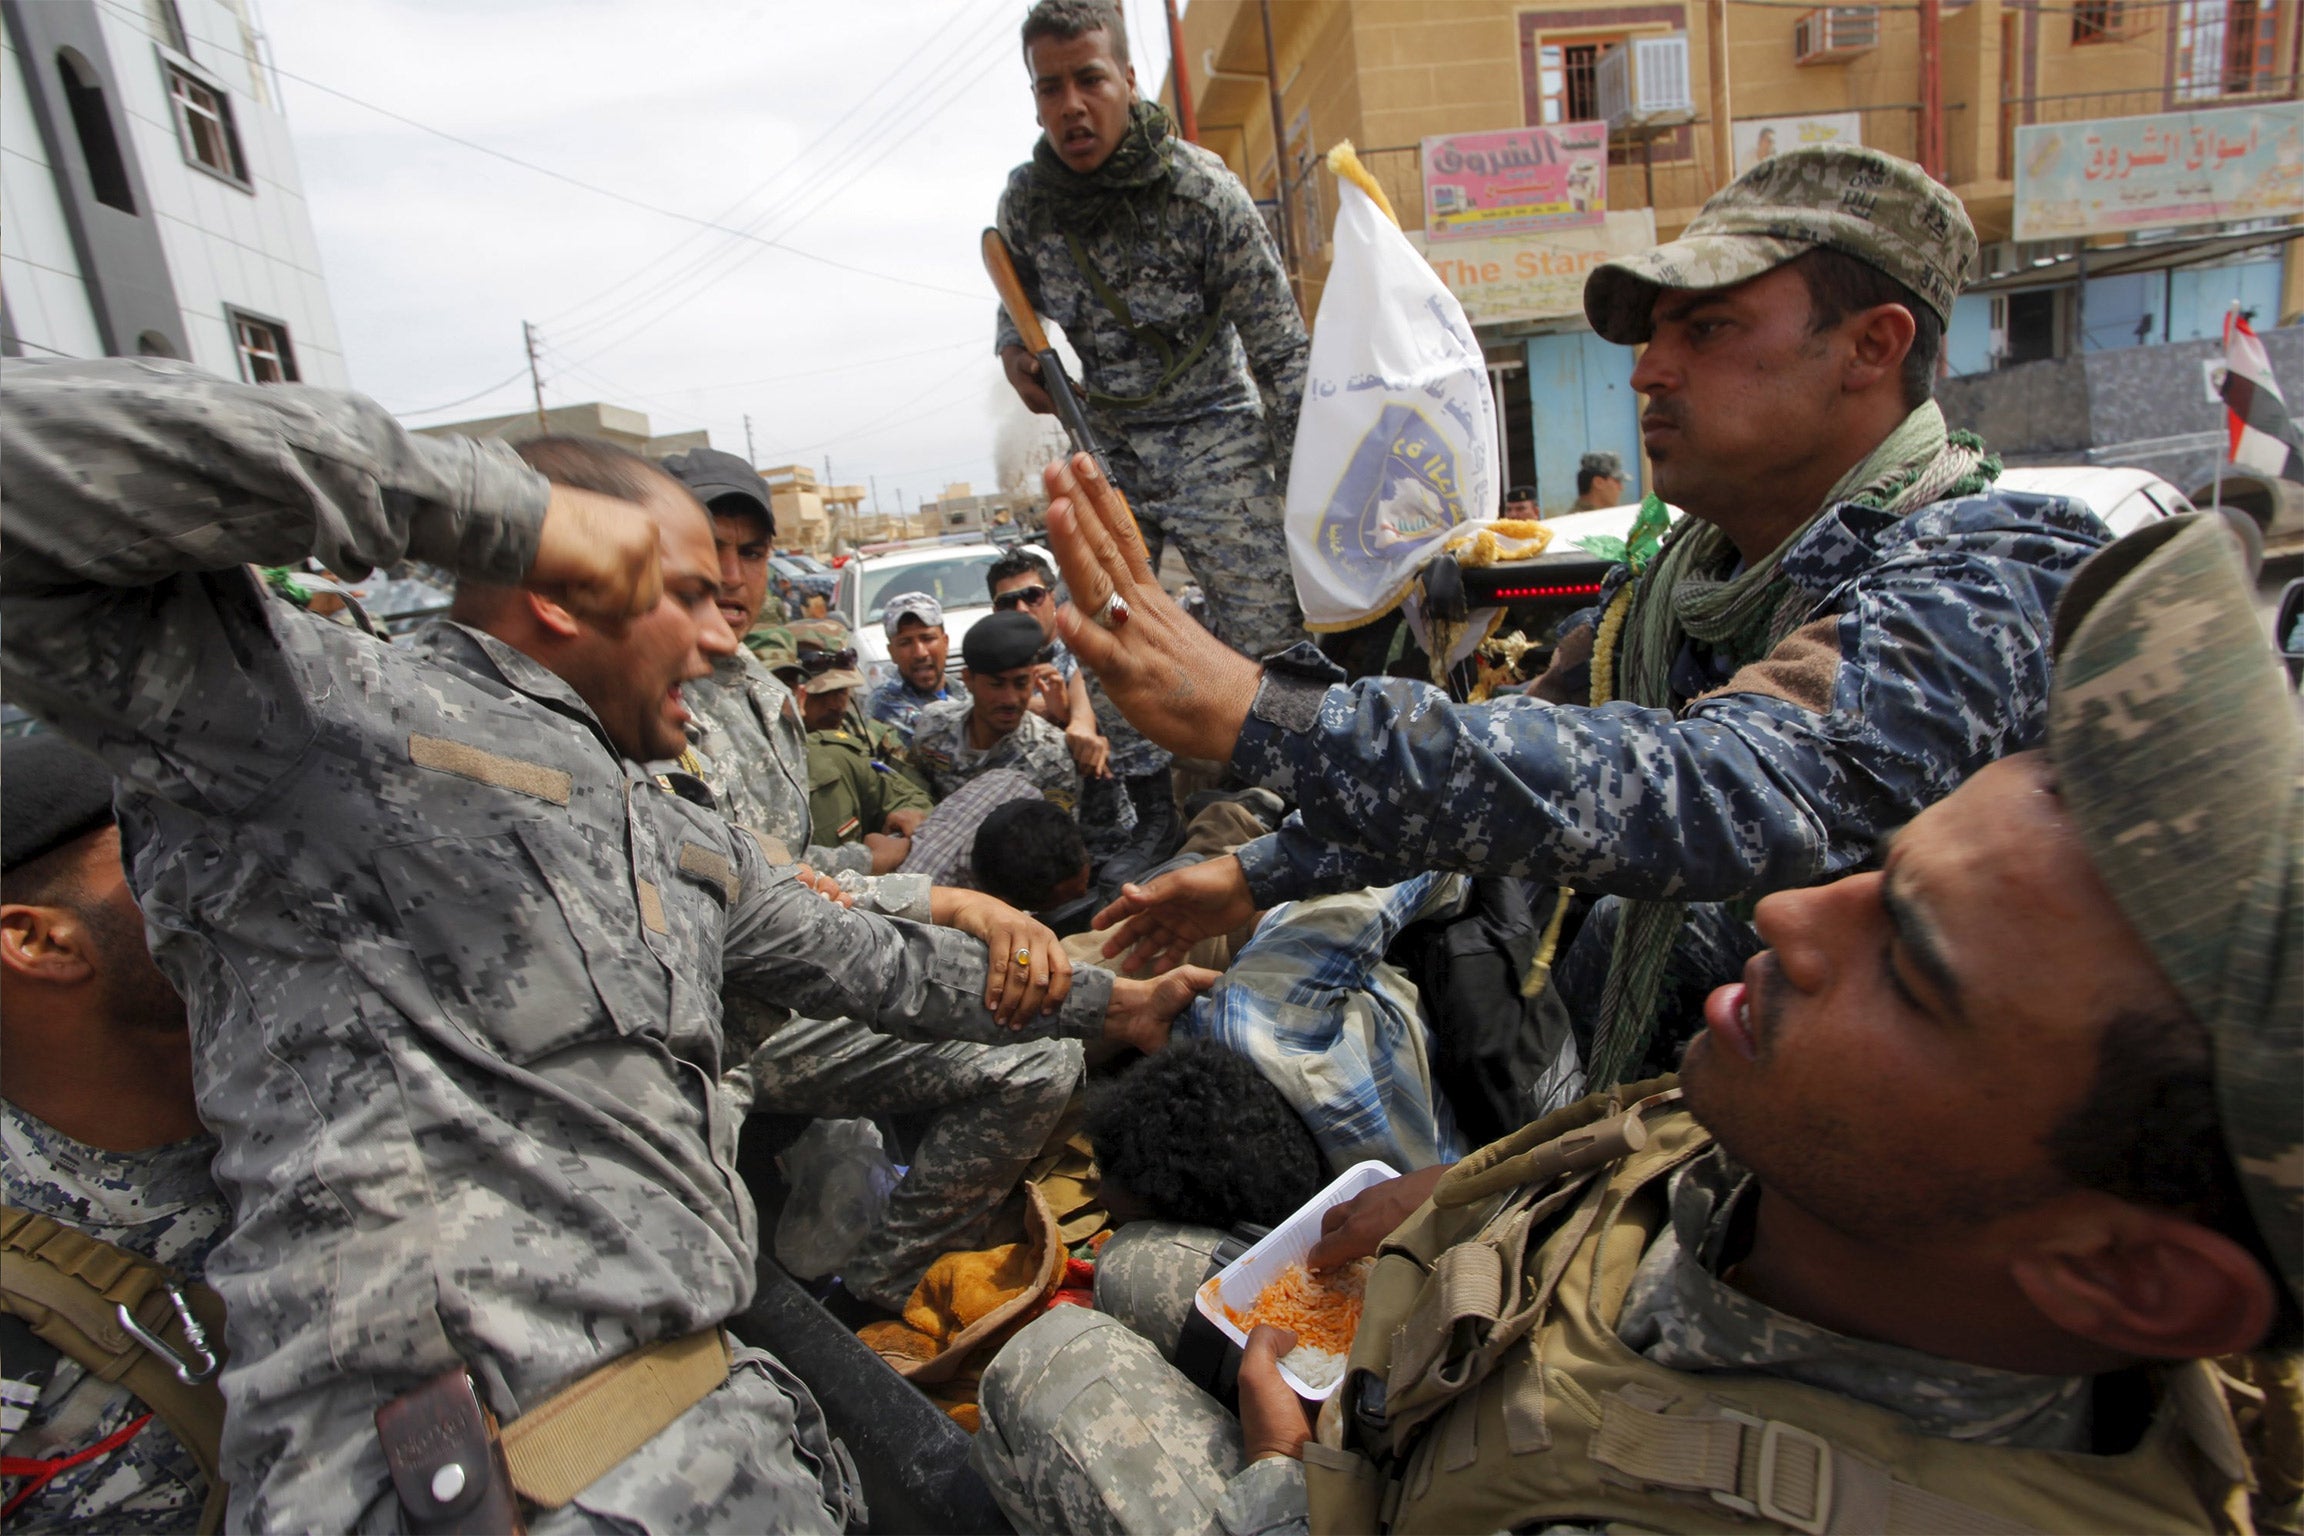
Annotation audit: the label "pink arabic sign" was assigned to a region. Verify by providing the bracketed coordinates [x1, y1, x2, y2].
[2014, 102, 2304, 241]
[1421, 124, 1608, 241]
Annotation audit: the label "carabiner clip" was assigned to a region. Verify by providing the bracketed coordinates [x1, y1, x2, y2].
[116, 1282, 220, 1385]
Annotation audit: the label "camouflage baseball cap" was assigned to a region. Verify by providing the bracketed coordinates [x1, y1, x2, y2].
[744, 623, 799, 672]
[1585, 145, 1976, 345]
[790, 618, 852, 652]
[2048, 514, 2301, 1312]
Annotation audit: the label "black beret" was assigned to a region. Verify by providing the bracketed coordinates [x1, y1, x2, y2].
[963, 612, 1047, 675]
[3, 734, 116, 873]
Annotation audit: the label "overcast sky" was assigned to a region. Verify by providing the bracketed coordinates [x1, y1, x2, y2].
[261, 0, 1175, 514]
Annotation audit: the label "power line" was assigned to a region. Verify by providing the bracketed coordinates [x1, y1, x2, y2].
[265, 61, 987, 304]
[536, 0, 1008, 333]
[551, 27, 1019, 361]
[389, 365, 534, 418]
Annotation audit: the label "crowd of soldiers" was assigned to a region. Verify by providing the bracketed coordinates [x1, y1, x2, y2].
[1, 1, 2298, 1533]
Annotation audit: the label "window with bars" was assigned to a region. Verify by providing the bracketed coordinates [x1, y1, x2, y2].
[1534, 38, 1624, 124]
[229, 312, 296, 384]
[2174, 0, 2279, 98]
[2070, 0, 2126, 43]
[167, 65, 248, 184]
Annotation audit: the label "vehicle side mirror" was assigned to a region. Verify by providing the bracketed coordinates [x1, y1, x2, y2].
[2276, 577, 2304, 689]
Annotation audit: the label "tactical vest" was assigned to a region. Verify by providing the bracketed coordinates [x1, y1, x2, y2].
[1302, 1082, 2258, 1535]
[0, 1206, 228, 1534]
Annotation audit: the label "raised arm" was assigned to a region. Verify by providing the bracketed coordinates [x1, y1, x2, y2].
[2, 360, 657, 807]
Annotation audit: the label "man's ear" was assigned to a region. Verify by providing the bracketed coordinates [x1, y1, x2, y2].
[1842, 302, 1917, 397]
[525, 588, 583, 640]
[2009, 1199, 2277, 1361]
[0, 904, 97, 985]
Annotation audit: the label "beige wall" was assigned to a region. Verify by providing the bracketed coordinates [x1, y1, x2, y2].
[1167, 0, 2304, 269]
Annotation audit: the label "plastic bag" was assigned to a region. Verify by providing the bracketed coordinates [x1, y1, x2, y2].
[1285, 144, 1541, 644]
[773, 1117, 901, 1281]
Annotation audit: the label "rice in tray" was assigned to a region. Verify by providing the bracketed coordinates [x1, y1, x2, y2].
[1218, 1257, 1374, 1390]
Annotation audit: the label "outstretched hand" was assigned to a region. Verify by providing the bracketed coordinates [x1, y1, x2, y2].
[530, 484, 661, 634]
[1101, 965, 1221, 1054]
[1042, 455, 1261, 763]
[1093, 855, 1258, 975]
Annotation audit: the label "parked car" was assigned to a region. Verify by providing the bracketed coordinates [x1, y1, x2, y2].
[1457, 465, 2192, 684]
[771, 552, 839, 615]
[834, 536, 1055, 694]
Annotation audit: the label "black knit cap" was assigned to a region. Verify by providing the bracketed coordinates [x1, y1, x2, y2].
[3, 734, 116, 873]
[962, 612, 1047, 674]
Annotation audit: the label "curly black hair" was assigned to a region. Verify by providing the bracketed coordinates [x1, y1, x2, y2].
[1086, 1040, 1326, 1230]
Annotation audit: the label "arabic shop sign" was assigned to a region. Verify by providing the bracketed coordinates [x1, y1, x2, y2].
[1421, 123, 1608, 241]
[1733, 112, 1861, 176]
[1405, 210, 1658, 328]
[2014, 101, 2304, 242]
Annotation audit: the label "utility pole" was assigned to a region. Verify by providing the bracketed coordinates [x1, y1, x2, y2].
[743, 413, 757, 466]
[823, 454, 839, 553]
[1917, 0, 1944, 179]
[522, 321, 547, 436]
[1257, 0, 1302, 314]
[1163, 0, 1197, 143]
[1707, 0, 1733, 192]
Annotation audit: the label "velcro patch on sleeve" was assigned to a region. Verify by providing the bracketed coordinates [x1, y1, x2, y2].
[635, 878, 669, 935]
[409, 734, 573, 806]
[678, 842, 739, 903]
[738, 827, 793, 867]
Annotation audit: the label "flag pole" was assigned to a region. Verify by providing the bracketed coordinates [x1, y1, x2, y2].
[2213, 299, 2242, 513]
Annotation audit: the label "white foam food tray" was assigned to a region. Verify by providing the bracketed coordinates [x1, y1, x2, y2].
[1191, 1158, 1399, 1399]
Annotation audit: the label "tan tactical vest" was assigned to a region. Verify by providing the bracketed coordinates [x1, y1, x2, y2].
[0, 1205, 228, 1533]
[1301, 1080, 2259, 1535]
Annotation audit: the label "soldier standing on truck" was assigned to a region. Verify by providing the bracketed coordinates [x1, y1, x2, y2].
[995, 0, 1308, 661]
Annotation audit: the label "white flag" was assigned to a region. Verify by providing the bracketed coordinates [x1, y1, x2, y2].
[1284, 145, 1546, 646]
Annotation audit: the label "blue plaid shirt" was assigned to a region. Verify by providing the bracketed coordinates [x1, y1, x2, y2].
[1182, 872, 1468, 1175]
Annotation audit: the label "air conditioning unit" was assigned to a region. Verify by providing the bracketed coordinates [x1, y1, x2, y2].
[1794, 6, 1880, 63]
[1595, 35, 1694, 132]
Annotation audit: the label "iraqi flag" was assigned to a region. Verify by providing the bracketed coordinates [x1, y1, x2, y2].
[2221, 311, 2304, 482]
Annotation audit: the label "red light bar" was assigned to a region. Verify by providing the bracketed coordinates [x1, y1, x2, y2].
[1484, 581, 1607, 601]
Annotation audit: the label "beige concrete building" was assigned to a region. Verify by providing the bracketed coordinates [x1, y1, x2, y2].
[761, 463, 867, 554]
[416, 400, 708, 458]
[1167, 0, 2303, 511]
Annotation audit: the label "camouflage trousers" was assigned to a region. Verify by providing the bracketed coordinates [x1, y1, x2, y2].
[972, 1305, 1307, 1536]
[1105, 411, 1304, 661]
[1091, 1219, 1232, 1359]
[745, 1015, 1083, 1311]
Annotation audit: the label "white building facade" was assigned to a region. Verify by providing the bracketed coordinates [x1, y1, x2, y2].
[2, 0, 345, 386]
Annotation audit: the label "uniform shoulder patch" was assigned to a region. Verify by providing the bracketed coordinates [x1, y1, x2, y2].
[678, 842, 739, 903]
[408, 734, 573, 806]
[737, 826, 792, 867]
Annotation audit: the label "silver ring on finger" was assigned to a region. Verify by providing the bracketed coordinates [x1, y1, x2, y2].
[1094, 590, 1130, 630]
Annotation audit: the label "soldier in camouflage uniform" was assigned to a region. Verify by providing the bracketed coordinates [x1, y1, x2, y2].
[1, 735, 228, 1532]
[0, 359, 1210, 1533]
[656, 451, 881, 877]
[911, 614, 1084, 814]
[998, 0, 1307, 660]
[974, 512, 2304, 1535]
[1058, 146, 2114, 1087]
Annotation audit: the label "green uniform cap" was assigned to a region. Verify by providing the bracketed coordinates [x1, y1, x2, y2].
[789, 618, 852, 651]
[744, 623, 799, 672]
[2048, 514, 2302, 1312]
[1584, 145, 1976, 345]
